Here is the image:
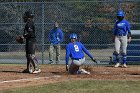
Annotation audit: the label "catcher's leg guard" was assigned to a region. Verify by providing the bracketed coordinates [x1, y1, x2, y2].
[27, 54, 40, 73]
[28, 61, 34, 73]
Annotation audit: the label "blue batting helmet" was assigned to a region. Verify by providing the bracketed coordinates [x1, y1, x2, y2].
[117, 10, 125, 17]
[70, 33, 77, 39]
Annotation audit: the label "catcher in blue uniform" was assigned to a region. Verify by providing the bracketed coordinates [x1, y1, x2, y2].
[65, 33, 97, 75]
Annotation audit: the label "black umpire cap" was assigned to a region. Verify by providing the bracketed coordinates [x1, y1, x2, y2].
[23, 11, 34, 18]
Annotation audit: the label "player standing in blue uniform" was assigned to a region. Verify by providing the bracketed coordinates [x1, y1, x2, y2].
[65, 33, 97, 74]
[113, 9, 131, 68]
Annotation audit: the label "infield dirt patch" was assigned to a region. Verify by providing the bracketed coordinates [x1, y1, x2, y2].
[0, 64, 140, 90]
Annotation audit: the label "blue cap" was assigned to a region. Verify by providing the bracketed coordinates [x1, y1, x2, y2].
[70, 33, 77, 39]
[117, 10, 125, 17]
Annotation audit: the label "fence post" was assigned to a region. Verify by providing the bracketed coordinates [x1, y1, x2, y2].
[41, 3, 45, 64]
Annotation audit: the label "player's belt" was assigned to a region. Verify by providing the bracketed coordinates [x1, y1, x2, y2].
[117, 33, 126, 36]
[73, 58, 84, 60]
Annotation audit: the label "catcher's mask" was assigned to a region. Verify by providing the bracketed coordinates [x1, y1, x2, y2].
[70, 33, 77, 40]
[23, 11, 34, 22]
[117, 16, 124, 21]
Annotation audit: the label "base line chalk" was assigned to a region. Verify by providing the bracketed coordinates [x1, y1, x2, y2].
[0, 75, 61, 84]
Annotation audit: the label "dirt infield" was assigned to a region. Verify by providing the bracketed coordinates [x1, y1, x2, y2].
[0, 64, 140, 90]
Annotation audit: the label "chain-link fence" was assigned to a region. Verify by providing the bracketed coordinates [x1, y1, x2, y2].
[0, 1, 140, 64]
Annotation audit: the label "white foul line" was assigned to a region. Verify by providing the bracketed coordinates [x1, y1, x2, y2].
[0, 75, 61, 84]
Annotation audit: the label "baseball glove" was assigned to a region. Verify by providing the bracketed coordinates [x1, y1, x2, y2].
[16, 35, 24, 44]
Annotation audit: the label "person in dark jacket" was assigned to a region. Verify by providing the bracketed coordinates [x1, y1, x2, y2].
[22, 11, 41, 74]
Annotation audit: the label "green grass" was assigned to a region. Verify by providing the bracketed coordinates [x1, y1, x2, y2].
[2, 80, 140, 93]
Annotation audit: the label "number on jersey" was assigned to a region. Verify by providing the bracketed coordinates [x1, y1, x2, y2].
[74, 45, 79, 52]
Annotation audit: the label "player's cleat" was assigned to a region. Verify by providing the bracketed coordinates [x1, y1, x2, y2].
[80, 69, 90, 75]
[48, 61, 54, 64]
[56, 61, 60, 64]
[32, 69, 41, 74]
[123, 64, 127, 68]
[114, 63, 120, 68]
[22, 69, 29, 73]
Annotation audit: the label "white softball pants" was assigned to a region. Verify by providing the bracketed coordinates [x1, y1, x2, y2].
[69, 57, 85, 74]
[115, 36, 128, 54]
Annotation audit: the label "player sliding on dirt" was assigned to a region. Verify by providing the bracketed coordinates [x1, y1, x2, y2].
[65, 33, 98, 75]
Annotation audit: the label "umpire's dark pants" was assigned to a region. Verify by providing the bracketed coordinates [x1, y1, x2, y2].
[25, 38, 36, 69]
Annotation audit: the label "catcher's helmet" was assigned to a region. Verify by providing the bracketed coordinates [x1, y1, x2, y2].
[23, 11, 34, 22]
[117, 9, 125, 17]
[70, 33, 77, 39]
[23, 11, 34, 18]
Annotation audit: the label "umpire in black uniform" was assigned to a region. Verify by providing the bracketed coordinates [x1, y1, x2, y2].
[22, 11, 41, 74]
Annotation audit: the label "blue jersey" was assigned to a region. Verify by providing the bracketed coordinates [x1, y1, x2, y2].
[113, 19, 130, 36]
[65, 41, 93, 65]
[49, 28, 64, 45]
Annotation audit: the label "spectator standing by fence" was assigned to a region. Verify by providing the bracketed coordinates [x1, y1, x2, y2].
[48, 22, 64, 64]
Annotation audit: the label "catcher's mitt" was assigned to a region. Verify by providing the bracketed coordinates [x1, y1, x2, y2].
[16, 35, 24, 44]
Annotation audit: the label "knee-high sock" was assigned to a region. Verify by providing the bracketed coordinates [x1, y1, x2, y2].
[122, 55, 127, 64]
[116, 55, 120, 63]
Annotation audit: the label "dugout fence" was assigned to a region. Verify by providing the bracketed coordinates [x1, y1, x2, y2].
[0, 1, 140, 64]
